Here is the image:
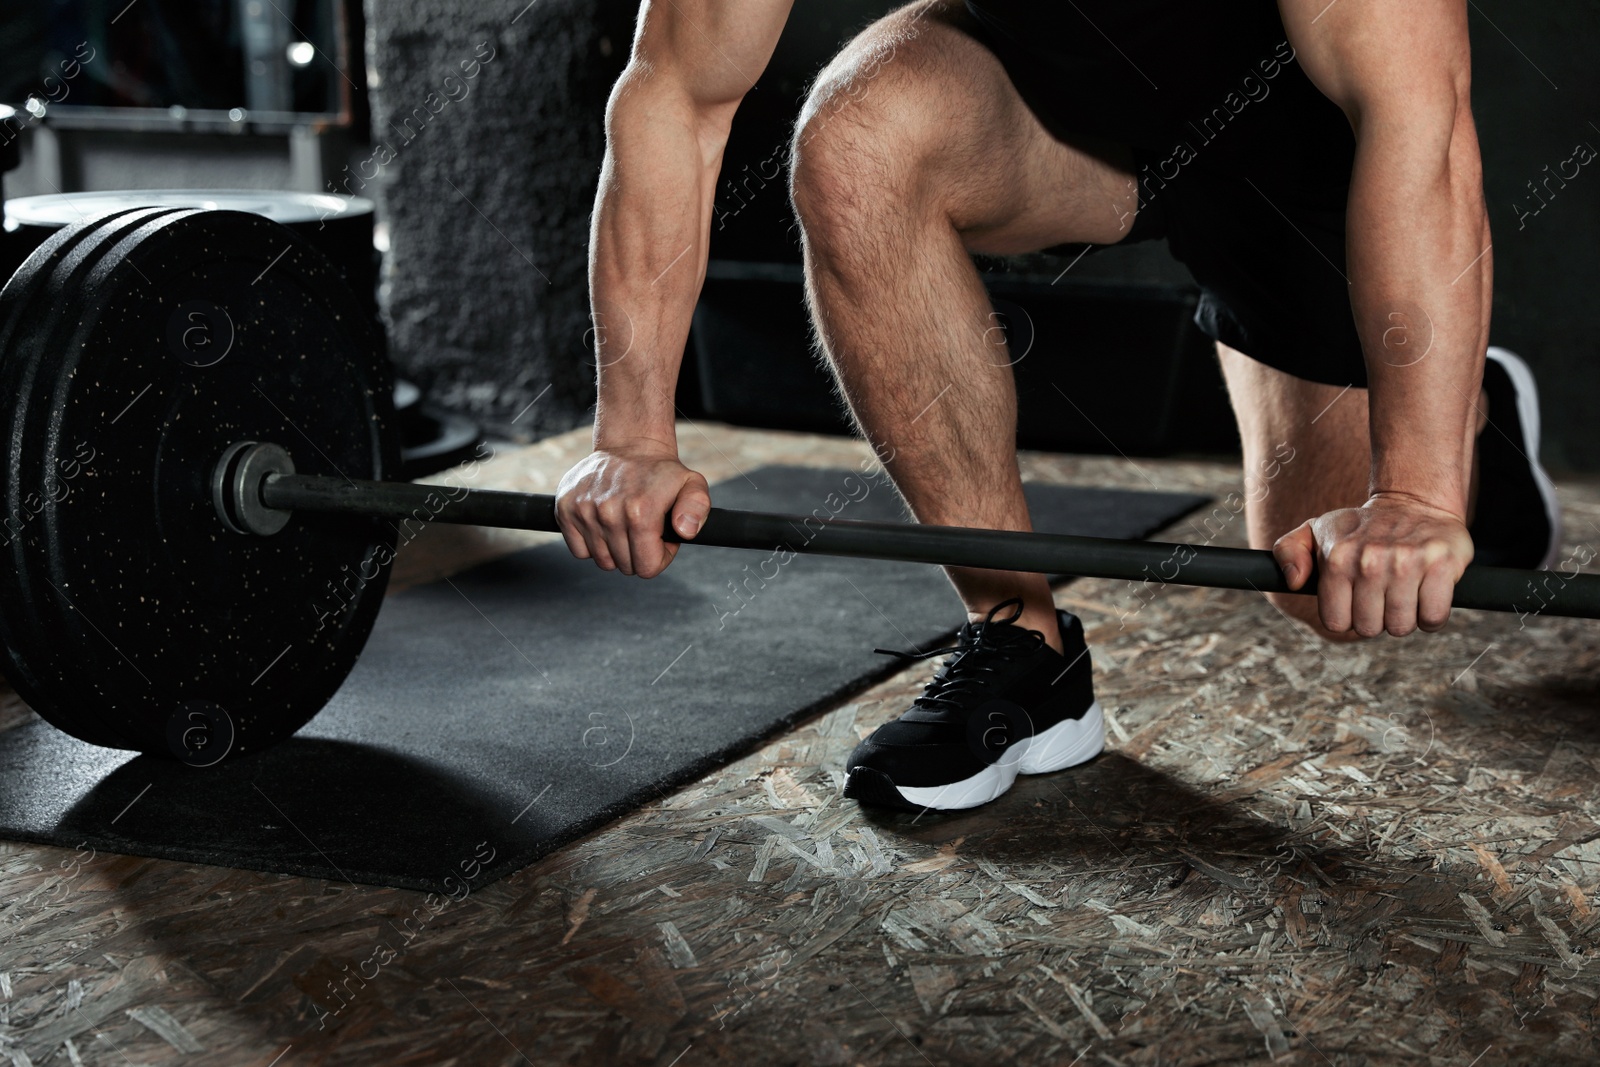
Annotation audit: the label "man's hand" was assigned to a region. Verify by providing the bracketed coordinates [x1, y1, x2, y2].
[555, 444, 711, 578]
[572, 2, 790, 581]
[1273, 494, 1474, 637]
[1274, 0, 1487, 639]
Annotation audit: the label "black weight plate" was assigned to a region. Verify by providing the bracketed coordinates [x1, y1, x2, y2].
[0, 209, 197, 751]
[5, 190, 375, 232]
[5, 190, 380, 323]
[0, 209, 399, 760]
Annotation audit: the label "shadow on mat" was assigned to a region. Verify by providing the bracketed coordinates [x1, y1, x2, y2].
[53, 737, 549, 891]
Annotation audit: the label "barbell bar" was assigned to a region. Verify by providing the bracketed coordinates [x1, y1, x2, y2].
[243, 448, 1600, 619]
[1, 207, 1594, 767]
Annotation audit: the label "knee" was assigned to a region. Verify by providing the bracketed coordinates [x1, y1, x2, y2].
[789, 31, 942, 254]
[1266, 591, 1367, 645]
[787, 115, 858, 249]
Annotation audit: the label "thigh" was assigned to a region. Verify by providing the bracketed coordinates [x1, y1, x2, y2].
[800, 0, 1140, 251]
[1218, 341, 1370, 553]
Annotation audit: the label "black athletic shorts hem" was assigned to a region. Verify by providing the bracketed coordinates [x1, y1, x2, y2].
[1119, 148, 1365, 389]
[962, 0, 1368, 389]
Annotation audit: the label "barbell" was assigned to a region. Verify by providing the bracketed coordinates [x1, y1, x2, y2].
[1, 209, 1595, 764]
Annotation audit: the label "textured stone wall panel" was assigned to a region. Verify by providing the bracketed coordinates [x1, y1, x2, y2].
[364, 0, 635, 438]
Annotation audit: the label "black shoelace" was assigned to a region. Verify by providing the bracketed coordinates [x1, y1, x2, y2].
[874, 598, 1045, 714]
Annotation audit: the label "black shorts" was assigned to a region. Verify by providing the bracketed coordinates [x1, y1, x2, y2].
[964, 0, 1366, 388]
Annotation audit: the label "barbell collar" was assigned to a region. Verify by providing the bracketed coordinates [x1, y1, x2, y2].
[212, 440, 297, 536]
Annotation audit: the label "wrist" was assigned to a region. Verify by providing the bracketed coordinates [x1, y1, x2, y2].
[1369, 450, 1469, 520]
[592, 396, 677, 452]
[591, 427, 678, 457]
[1365, 487, 1467, 522]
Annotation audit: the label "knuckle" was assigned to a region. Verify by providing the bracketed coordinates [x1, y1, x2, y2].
[1325, 543, 1358, 574]
[622, 499, 649, 525]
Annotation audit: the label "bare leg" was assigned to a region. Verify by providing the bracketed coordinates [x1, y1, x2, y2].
[1218, 341, 1488, 641]
[790, 0, 1137, 651]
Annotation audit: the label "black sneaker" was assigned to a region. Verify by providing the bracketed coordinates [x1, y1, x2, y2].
[1471, 347, 1561, 569]
[843, 599, 1103, 812]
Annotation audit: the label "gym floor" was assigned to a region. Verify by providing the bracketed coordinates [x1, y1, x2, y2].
[2, 422, 1598, 1066]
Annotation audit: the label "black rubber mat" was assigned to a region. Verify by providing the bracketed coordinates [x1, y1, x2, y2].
[0, 467, 1206, 890]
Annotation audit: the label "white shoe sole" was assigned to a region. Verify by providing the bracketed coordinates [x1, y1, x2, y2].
[1486, 346, 1563, 569]
[894, 701, 1105, 811]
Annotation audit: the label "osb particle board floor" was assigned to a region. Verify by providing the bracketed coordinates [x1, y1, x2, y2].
[2, 421, 1598, 1067]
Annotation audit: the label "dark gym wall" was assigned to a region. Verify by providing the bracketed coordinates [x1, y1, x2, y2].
[1468, 2, 1600, 471]
[362, 0, 636, 438]
[366, 0, 1600, 469]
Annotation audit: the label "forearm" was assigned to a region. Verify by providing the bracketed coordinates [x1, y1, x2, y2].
[589, 72, 733, 452]
[1348, 104, 1490, 519]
